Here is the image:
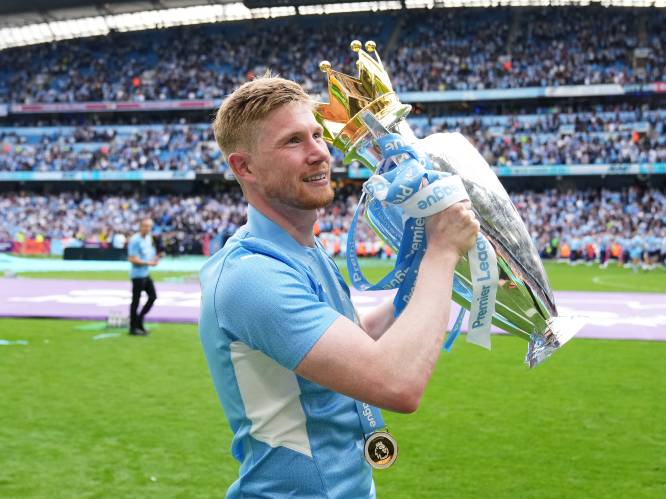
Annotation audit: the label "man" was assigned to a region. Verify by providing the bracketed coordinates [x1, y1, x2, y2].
[645, 228, 660, 269]
[128, 218, 159, 336]
[629, 230, 645, 272]
[199, 76, 479, 498]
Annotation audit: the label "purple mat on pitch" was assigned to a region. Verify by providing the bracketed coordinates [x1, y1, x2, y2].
[0, 278, 665, 341]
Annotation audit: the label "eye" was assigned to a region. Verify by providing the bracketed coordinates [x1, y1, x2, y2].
[288, 136, 301, 144]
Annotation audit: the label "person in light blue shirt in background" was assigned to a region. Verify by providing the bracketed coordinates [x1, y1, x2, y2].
[628, 232, 645, 271]
[127, 218, 159, 336]
[569, 235, 582, 264]
[199, 75, 479, 498]
[645, 229, 661, 269]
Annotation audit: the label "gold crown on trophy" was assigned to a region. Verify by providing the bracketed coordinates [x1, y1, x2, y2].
[314, 40, 411, 155]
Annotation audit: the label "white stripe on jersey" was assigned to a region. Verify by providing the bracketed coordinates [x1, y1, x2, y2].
[230, 341, 312, 457]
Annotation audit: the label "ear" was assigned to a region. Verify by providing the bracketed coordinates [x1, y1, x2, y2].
[227, 152, 255, 182]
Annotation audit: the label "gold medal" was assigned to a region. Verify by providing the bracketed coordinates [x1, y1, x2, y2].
[364, 431, 398, 469]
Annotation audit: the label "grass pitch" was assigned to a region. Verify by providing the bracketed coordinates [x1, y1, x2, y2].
[336, 259, 666, 294]
[15, 260, 666, 293]
[1, 318, 665, 498]
[4, 258, 666, 496]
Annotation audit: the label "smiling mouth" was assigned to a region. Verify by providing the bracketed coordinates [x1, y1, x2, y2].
[303, 172, 328, 182]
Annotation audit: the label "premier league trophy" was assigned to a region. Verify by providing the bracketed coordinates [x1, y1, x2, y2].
[314, 41, 582, 367]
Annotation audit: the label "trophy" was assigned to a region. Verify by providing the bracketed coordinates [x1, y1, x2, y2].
[314, 41, 582, 367]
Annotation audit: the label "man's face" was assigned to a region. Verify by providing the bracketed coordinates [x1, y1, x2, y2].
[247, 101, 333, 211]
[140, 220, 153, 236]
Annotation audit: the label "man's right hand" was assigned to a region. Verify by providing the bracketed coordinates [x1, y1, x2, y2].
[425, 200, 480, 257]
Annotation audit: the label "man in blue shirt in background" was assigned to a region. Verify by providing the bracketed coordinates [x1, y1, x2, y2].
[128, 218, 159, 336]
[200, 76, 479, 498]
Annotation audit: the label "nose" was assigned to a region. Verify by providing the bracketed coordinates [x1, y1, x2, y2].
[306, 136, 330, 165]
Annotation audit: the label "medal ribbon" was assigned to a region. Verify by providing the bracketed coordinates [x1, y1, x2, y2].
[346, 133, 499, 350]
[354, 400, 386, 439]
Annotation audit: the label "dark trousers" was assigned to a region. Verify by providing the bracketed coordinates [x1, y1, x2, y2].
[130, 277, 157, 329]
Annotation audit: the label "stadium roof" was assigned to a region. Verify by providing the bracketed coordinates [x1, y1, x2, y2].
[0, 1, 239, 28]
[2, 0, 666, 50]
[3, 0, 666, 24]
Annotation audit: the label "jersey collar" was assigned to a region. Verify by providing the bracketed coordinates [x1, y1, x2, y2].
[246, 205, 312, 260]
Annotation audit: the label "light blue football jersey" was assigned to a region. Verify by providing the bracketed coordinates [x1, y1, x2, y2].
[646, 234, 660, 252]
[199, 206, 375, 498]
[128, 233, 155, 278]
[629, 235, 644, 260]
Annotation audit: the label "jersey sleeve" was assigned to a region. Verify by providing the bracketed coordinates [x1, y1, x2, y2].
[215, 251, 341, 370]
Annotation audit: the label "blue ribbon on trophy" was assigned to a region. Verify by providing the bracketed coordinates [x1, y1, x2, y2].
[315, 40, 583, 366]
[346, 117, 499, 350]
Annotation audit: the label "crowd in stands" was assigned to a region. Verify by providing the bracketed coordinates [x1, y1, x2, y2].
[483, 8, 637, 89]
[644, 9, 666, 83]
[2, 7, 666, 104]
[424, 108, 666, 167]
[389, 7, 666, 91]
[0, 15, 387, 103]
[0, 190, 247, 256]
[513, 187, 666, 268]
[3, 108, 666, 173]
[2, 187, 665, 267]
[387, 9, 511, 92]
[0, 125, 221, 172]
[432, 106, 666, 169]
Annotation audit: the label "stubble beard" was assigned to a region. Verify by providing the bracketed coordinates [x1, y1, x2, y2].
[264, 174, 334, 211]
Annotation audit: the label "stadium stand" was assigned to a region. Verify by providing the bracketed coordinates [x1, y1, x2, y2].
[0, 14, 393, 103]
[2, 7, 666, 102]
[1, 187, 665, 267]
[0, 125, 221, 172]
[3, 107, 666, 173]
[1, 4, 665, 268]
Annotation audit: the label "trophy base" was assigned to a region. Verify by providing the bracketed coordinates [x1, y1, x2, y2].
[525, 316, 586, 367]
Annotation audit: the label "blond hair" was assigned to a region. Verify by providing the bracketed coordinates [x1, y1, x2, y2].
[212, 74, 312, 159]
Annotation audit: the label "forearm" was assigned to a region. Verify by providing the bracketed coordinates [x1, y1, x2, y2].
[374, 248, 459, 408]
[296, 203, 477, 413]
[296, 248, 460, 413]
